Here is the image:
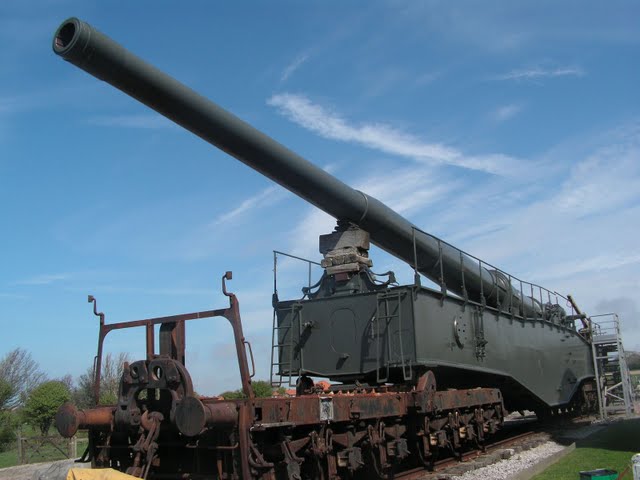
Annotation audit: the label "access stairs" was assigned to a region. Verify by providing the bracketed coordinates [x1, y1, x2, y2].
[590, 313, 634, 418]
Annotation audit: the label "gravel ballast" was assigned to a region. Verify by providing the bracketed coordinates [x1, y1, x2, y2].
[453, 441, 567, 480]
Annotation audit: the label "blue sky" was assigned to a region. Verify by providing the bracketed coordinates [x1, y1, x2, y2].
[1, 1, 639, 395]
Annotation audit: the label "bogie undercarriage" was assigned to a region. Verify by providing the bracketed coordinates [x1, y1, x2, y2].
[65, 373, 505, 479]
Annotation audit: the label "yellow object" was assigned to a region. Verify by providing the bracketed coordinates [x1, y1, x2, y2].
[66, 468, 140, 480]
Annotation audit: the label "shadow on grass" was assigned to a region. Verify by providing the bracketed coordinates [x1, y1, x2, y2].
[533, 417, 640, 480]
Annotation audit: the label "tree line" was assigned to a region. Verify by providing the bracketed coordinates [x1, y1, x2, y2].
[0, 348, 129, 452]
[0, 347, 290, 453]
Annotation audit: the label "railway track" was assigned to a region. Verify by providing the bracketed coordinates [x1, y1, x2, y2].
[393, 430, 541, 479]
[394, 413, 596, 479]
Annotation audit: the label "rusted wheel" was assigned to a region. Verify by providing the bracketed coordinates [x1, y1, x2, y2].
[367, 448, 393, 479]
[300, 455, 327, 480]
[415, 437, 434, 470]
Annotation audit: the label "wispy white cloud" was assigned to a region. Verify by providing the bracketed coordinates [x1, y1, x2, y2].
[594, 298, 640, 345]
[280, 53, 309, 82]
[212, 186, 282, 225]
[0, 97, 19, 114]
[492, 103, 523, 122]
[267, 93, 523, 175]
[415, 71, 442, 86]
[0, 292, 28, 299]
[443, 127, 640, 352]
[0, 82, 108, 116]
[282, 120, 640, 350]
[541, 253, 640, 281]
[88, 114, 173, 129]
[288, 165, 457, 260]
[361, 68, 408, 98]
[495, 66, 585, 81]
[14, 273, 69, 286]
[456, 124, 640, 284]
[391, 2, 640, 54]
[392, 2, 531, 53]
[288, 208, 335, 260]
[553, 126, 640, 216]
[356, 169, 456, 216]
[64, 285, 216, 296]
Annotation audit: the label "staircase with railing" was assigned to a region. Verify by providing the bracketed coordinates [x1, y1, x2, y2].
[590, 313, 634, 418]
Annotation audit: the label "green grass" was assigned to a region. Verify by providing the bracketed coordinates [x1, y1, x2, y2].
[0, 425, 88, 469]
[0, 448, 19, 469]
[533, 418, 640, 480]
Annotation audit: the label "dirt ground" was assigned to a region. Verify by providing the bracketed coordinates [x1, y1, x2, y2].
[0, 459, 89, 480]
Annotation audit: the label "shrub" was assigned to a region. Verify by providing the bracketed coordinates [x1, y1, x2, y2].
[22, 381, 71, 435]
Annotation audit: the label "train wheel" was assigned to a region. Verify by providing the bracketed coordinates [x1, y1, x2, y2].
[415, 442, 433, 470]
[301, 456, 327, 480]
[367, 447, 394, 479]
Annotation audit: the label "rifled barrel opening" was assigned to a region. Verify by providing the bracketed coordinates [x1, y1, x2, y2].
[53, 19, 77, 52]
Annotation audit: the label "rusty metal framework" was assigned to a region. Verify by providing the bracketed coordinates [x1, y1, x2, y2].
[56, 274, 507, 479]
[89, 272, 255, 406]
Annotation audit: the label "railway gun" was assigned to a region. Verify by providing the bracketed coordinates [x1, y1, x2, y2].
[52, 17, 598, 479]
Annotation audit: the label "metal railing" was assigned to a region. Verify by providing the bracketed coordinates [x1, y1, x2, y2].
[589, 313, 634, 418]
[590, 314, 620, 338]
[410, 226, 577, 324]
[270, 251, 322, 387]
[272, 250, 322, 301]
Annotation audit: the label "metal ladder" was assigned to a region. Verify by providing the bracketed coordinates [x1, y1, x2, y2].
[590, 313, 634, 419]
[270, 303, 302, 387]
[375, 291, 411, 383]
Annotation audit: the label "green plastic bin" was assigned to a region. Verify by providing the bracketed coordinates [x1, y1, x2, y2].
[578, 469, 618, 480]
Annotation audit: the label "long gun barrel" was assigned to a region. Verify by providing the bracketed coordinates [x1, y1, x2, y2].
[52, 18, 543, 318]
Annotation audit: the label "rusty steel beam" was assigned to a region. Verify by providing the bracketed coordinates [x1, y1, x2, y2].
[175, 396, 239, 437]
[243, 387, 501, 429]
[56, 384, 502, 438]
[55, 402, 114, 438]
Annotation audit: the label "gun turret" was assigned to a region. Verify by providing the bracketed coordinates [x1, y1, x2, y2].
[53, 18, 544, 318]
